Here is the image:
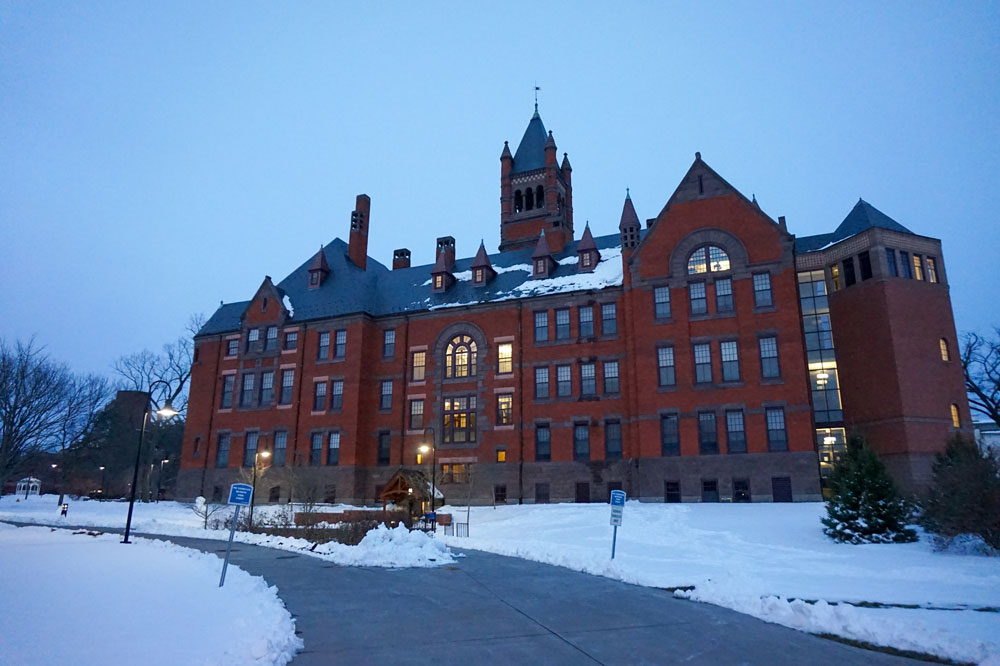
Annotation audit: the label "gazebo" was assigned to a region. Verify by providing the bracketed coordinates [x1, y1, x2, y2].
[15, 477, 41, 497]
[377, 469, 444, 517]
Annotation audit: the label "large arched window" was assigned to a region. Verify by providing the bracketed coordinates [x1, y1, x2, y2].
[687, 245, 731, 274]
[445, 335, 478, 378]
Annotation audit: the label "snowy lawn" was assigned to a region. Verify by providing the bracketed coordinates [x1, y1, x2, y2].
[0, 523, 301, 666]
[0, 495, 453, 568]
[437, 502, 1000, 665]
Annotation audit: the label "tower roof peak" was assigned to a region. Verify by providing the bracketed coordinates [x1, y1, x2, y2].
[512, 108, 548, 174]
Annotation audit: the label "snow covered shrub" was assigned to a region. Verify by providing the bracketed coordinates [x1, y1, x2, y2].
[191, 496, 226, 529]
[922, 435, 1000, 551]
[822, 435, 917, 544]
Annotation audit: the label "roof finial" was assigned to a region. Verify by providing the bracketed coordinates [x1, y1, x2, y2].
[534, 83, 540, 112]
[626, 187, 630, 199]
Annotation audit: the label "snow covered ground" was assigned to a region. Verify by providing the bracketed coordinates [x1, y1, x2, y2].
[0, 495, 453, 568]
[0, 523, 302, 666]
[436, 502, 1000, 665]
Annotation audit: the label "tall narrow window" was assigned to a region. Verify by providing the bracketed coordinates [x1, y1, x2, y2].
[578, 306, 594, 337]
[926, 257, 938, 283]
[753, 273, 773, 307]
[720, 341, 740, 382]
[654, 286, 671, 319]
[383, 330, 395, 358]
[660, 414, 680, 456]
[445, 335, 478, 378]
[698, 413, 718, 455]
[313, 381, 327, 411]
[380, 380, 393, 410]
[766, 408, 787, 451]
[843, 258, 856, 287]
[689, 282, 707, 315]
[899, 251, 912, 278]
[330, 379, 344, 410]
[327, 432, 340, 466]
[913, 254, 924, 281]
[657, 347, 675, 387]
[581, 363, 597, 396]
[318, 332, 330, 359]
[240, 374, 255, 407]
[216, 433, 230, 468]
[496, 394, 513, 426]
[497, 343, 513, 374]
[535, 367, 549, 399]
[555, 309, 570, 340]
[409, 399, 424, 430]
[273, 431, 287, 466]
[259, 371, 274, 404]
[310, 433, 323, 466]
[950, 404, 961, 428]
[715, 278, 733, 313]
[265, 326, 278, 351]
[601, 303, 617, 335]
[443, 396, 477, 443]
[694, 343, 713, 383]
[243, 432, 258, 467]
[556, 365, 572, 397]
[885, 249, 898, 277]
[284, 331, 297, 351]
[939, 338, 950, 361]
[858, 251, 873, 281]
[726, 410, 746, 454]
[334, 330, 347, 357]
[246, 328, 260, 353]
[226, 339, 239, 356]
[759, 337, 780, 378]
[220, 375, 234, 409]
[279, 370, 294, 405]
[412, 351, 426, 381]
[574, 424, 590, 461]
[831, 264, 842, 290]
[378, 432, 391, 465]
[535, 424, 551, 461]
[605, 420, 622, 460]
[603, 361, 620, 394]
[534, 311, 549, 342]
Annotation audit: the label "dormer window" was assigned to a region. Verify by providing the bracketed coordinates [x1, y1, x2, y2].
[474, 268, 484, 284]
[434, 275, 444, 289]
[534, 259, 547, 276]
[581, 253, 592, 268]
[310, 271, 319, 286]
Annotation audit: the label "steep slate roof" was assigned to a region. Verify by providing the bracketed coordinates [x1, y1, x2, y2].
[197, 232, 631, 337]
[795, 199, 913, 253]
[511, 108, 548, 174]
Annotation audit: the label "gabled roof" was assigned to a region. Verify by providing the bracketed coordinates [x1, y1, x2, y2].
[511, 108, 548, 175]
[656, 153, 775, 224]
[795, 199, 914, 253]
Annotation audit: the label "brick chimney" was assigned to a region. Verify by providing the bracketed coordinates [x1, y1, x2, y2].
[393, 248, 411, 270]
[348, 194, 371, 270]
[436, 236, 455, 271]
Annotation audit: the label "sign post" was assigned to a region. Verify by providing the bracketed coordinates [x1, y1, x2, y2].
[609, 489, 626, 559]
[219, 483, 253, 588]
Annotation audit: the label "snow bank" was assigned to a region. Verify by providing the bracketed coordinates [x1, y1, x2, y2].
[0, 523, 301, 666]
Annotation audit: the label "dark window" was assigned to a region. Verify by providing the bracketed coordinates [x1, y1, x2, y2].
[654, 286, 671, 319]
[534, 311, 548, 342]
[412, 351, 426, 381]
[858, 251, 873, 281]
[694, 343, 713, 383]
[603, 361, 620, 394]
[720, 341, 740, 382]
[273, 431, 287, 466]
[555, 309, 570, 340]
[514, 190, 523, 212]
[535, 483, 550, 504]
[220, 375, 234, 409]
[226, 339, 238, 356]
[581, 363, 597, 396]
[701, 479, 720, 502]
[574, 423, 590, 461]
[772, 476, 793, 502]
[280, 370, 294, 404]
[535, 425, 551, 461]
[494, 484, 507, 504]
[240, 374, 255, 407]
[575, 482, 590, 503]
[657, 347, 675, 386]
[327, 432, 340, 466]
[334, 330, 347, 357]
[383, 330, 395, 358]
[698, 412, 718, 455]
[445, 335, 478, 378]
[601, 303, 617, 335]
[443, 395, 477, 443]
[843, 258, 857, 287]
[318, 332, 330, 359]
[496, 394, 513, 426]
[268, 486, 281, 503]
[688, 282, 707, 315]
[216, 433, 230, 468]
[766, 408, 787, 451]
[310, 433, 323, 466]
[330, 380, 343, 410]
[753, 273, 773, 307]
[377, 432, 391, 465]
[715, 278, 733, 313]
[323, 484, 337, 503]
[885, 249, 898, 277]
[899, 251, 912, 279]
[578, 306, 594, 337]
[313, 382, 327, 411]
[660, 414, 680, 456]
[605, 420, 622, 460]
[607, 481, 623, 500]
[733, 479, 751, 503]
[409, 399, 424, 430]
[726, 410, 746, 454]
[534, 367, 549, 399]
[380, 380, 392, 410]
[259, 371, 274, 405]
[246, 328, 260, 352]
[759, 337, 780, 378]
[556, 365, 572, 397]
[265, 326, 278, 351]
[284, 331, 297, 350]
[664, 480, 681, 503]
[497, 343, 513, 374]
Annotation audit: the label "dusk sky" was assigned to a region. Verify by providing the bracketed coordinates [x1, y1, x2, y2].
[2, 3, 998, 376]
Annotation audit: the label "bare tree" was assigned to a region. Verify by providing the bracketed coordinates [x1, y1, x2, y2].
[191, 496, 227, 529]
[962, 328, 1000, 426]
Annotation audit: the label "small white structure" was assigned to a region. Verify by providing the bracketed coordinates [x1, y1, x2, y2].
[15, 477, 41, 497]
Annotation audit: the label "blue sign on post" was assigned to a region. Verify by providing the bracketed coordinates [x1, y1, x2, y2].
[228, 483, 253, 506]
[609, 489, 626, 559]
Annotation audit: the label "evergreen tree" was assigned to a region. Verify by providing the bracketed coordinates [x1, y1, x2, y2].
[922, 435, 1000, 550]
[822, 435, 917, 544]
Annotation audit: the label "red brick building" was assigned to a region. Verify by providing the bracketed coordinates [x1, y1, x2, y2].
[177, 108, 969, 505]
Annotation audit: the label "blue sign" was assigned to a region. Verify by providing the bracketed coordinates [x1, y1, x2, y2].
[610, 490, 626, 507]
[228, 483, 253, 506]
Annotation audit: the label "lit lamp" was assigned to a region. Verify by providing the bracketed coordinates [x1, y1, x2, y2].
[99, 466, 106, 496]
[249, 449, 271, 529]
[418, 431, 437, 517]
[123, 381, 178, 544]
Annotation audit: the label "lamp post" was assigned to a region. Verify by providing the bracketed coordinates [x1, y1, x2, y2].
[99, 466, 106, 497]
[156, 458, 169, 502]
[51, 464, 59, 504]
[249, 450, 270, 529]
[123, 380, 178, 545]
[419, 427, 437, 515]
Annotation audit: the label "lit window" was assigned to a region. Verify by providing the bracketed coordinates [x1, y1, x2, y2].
[496, 394, 513, 425]
[534, 259, 547, 276]
[443, 395, 477, 443]
[411, 351, 426, 381]
[913, 254, 924, 281]
[496, 449, 507, 462]
[938, 338, 949, 361]
[830, 264, 842, 291]
[497, 343, 513, 374]
[434, 275, 444, 289]
[581, 253, 592, 268]
[950, 404, 960, 428]
[687, 245, 730, 274]
[926, 257, 938, 283]
[445, 335, 478, 378]
[474, 268, 484, 283]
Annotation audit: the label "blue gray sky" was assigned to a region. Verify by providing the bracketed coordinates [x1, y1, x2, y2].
[2, 2, 998, 375]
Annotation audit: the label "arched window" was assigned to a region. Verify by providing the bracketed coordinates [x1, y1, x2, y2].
[525, 187, 535, 211]
[535, 185, 544, 208]
[939, 338, 950, 361]
[514, 190, 523, 213]
[687, 245, 731, 274]
[445, 335, 478, 378]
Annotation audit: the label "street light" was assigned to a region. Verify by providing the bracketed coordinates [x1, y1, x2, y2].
[418, 428, 437, 515]
[123, 380, 178, 544]
[99, 466, 106, 497]
[156, 459, 169, 502]
[249, 450, 271, 529]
